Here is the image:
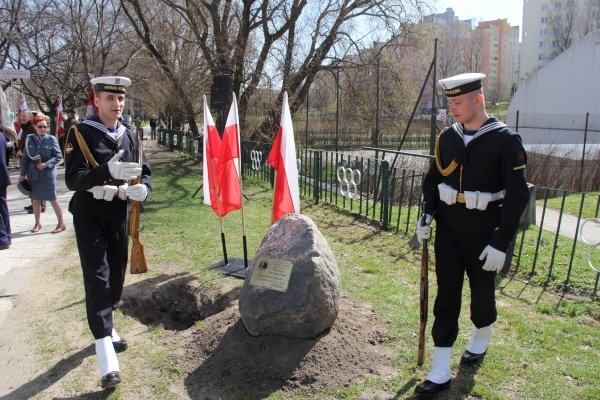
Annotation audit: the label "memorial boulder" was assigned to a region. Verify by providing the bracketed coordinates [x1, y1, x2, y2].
[239, 214, 340, 339]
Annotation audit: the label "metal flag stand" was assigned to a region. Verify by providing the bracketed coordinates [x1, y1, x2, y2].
[204, 93, 249, 279]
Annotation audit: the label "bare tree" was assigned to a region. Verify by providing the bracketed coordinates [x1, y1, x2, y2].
[5, 0, 142, 130]
[121, 0, 429, 140]
[545, 0, 599, 59]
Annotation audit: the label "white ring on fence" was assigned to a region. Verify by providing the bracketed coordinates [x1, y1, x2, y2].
[193, 140, 199, 154]
[166, 133, 170, 146]
[250, 150, 262, 170]
[297, 159, 301, 172]
[174, 135, 178, 146]
[578, 218, 600, 273]
[336, 166, 361, 199]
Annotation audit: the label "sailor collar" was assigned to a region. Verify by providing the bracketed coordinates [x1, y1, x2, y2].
[81, 118, 126, 142]
[450, 117, 507, 142]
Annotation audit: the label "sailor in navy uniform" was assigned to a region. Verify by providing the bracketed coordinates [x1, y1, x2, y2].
[64, 76, 151, 389]
[414, 73, 530, 395]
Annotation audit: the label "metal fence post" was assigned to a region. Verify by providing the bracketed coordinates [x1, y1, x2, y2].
[381, 161, 389, 230]
[313, 151, 321, 204]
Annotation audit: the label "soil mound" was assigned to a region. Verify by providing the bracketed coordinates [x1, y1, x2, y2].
[122, 279, 396, 398]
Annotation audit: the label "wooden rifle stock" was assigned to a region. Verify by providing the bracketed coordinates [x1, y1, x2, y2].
[129, 179, 147, 274]
[417, 204, 429, 366]
[129, 129, 148, 274]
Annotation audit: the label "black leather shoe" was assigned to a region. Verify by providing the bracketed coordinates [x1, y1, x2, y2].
[0, 243, 9, 250]
[414, 379, 451, 395]
[101, 371, 121, 389]
[27, 207, 45, 214]
[460, 350, 486, 364]
[24, 205, 33, 211]
[112, 339, 128, 353]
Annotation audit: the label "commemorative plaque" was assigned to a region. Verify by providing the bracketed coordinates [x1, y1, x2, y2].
[249, 257, 293, 292]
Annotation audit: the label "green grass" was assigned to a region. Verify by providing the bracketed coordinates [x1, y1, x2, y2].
[537, 191, 600, 218]
[511, 223, 600, 298]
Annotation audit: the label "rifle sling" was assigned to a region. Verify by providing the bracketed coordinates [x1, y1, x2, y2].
[67, 125, 99, 168]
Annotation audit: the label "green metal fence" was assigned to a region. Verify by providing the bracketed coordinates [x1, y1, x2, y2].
[156, 128, 600, 299]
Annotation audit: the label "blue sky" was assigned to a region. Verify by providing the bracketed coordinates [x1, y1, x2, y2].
[438, 0, 524, 27]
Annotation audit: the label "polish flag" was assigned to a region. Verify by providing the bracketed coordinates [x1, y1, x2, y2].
[55, 97, 64, 137]
[216, 93, 242, 216]
[85, 87, 97, 119]
[267, 92, 300, 223]
[202, 95, 222, 215]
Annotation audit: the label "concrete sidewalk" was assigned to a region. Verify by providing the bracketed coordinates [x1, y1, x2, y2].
[0, 165, 74, 327]
[535, 205, 600, 244]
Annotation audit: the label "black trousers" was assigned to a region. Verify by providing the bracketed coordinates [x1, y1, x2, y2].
[0, 187, 10, 245]
[73, 216, 128, 339]
[431, 225, 498, 347]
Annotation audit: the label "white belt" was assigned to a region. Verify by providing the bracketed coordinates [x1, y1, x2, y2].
[457, 190, 503, 210]
[87, 184, 128, 201]
[456, 191, 504, 204]
[438, 183, 503, 210]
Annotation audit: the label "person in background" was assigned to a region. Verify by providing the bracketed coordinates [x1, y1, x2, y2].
[16, 110, 46, 213]
[414, 73, 530, 395]
[16, 109, 35, 157]
[18, 114, 66, 234]
[149, 114, 157, 140]
[64, 109, 77, 132]
[0, 129, 11, 250]
[59, 109, 77, 159]
[64, 76, 151, 389]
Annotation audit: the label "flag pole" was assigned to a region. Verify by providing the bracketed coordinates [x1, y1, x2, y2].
[210, 158, 228, 265]
[237, 142, 249, 268]
[271, 170, 278, 224]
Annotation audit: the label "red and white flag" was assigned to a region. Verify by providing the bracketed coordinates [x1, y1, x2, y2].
[55, 97, 64, 137]
[202, 95, 222, 215]
[85, 87, 97, 119]
[216, 93, 242, 216]
[267, 92, 300, 223]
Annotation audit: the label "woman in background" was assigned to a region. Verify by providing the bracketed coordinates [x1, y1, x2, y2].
[19, 114, 66, 233]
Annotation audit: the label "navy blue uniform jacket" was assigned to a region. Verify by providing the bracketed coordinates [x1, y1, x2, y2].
[64, 118, 152, 220]
[422, 117, 530, 252]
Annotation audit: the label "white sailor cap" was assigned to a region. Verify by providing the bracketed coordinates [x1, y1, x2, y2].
[438, 73, 486, 97]
[90, 76, 132, 94]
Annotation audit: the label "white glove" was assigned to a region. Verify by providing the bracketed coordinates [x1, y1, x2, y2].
[126, 184, 148, 201]
[479, 245, 506, 272]
[416, 214, 433, 243]
[118, 183, 128, 201]
[107, 150, 142, 180]
[438, 183, 457, 205]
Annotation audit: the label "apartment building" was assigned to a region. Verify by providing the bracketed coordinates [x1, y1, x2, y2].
[421, 8, 521, 101]
[476, 20, 521, 99]
[521, 0, 600, 79]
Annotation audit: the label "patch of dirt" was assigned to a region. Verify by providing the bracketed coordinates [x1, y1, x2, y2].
[120, 279, 396, 398]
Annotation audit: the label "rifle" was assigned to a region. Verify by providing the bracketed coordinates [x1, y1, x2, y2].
[128, 129, 148, 274]
[417, 201, 429, 366]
